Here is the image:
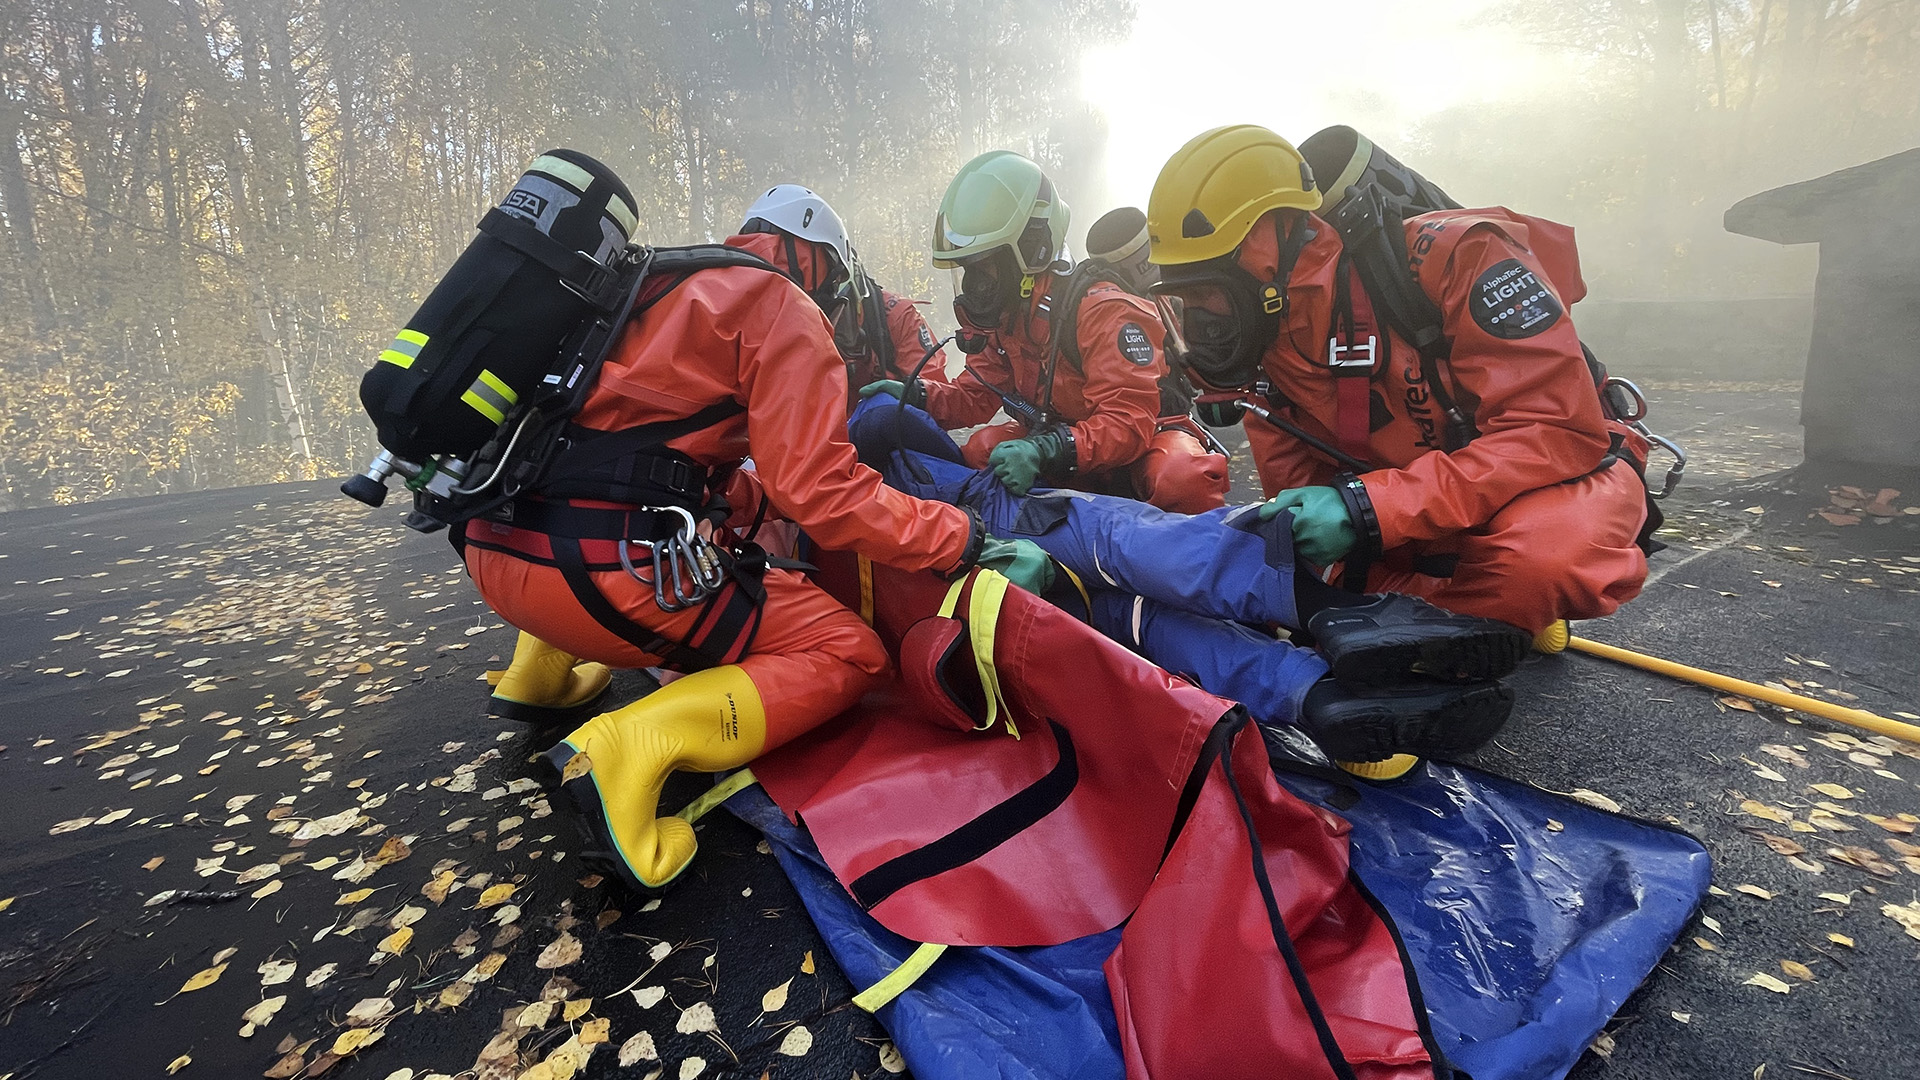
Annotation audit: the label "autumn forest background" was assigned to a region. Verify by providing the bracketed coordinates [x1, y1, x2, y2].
[1, 0, 1916, 508]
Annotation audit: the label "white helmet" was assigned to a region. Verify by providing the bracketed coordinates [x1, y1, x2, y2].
[740, 184, 854, 272]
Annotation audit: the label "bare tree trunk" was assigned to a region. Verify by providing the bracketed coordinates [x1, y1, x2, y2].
[684, 86, 707, 242]
[0, 96, 57, 334]
[253, 293, 314, 466]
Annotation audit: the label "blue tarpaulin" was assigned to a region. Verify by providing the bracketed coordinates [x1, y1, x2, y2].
[726, 758, 1709, 1080]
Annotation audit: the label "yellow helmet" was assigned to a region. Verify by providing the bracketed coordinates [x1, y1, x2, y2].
[1147, 125, 1322, 267]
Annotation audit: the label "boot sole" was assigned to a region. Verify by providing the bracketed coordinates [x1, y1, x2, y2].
[1326, 626, 1530, 688]
[1309, 682, 1515, 764]
[490, 687, 611, 730]
[542, 742, 684, 898]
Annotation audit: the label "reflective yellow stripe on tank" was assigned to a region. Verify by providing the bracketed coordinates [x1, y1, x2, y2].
[378, 328, 429, 369]
[531, 154, 594, 193]
[460, 368, 519, 424]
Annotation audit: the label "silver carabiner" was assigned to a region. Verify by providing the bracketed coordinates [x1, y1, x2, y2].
[1636, 426, 1687, 499]
[1601, 377, 1649, 424]
[616, 506, 717, 612]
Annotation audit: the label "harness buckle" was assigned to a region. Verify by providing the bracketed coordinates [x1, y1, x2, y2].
[1328, 335, 1377, 371]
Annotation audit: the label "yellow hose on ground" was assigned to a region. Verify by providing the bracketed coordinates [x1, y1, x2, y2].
[1533, 621, 1920, 746]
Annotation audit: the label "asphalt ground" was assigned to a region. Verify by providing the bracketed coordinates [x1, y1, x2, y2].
[1, 380, 1916, 1080]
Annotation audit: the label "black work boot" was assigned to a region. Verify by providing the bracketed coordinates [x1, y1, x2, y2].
[1305, 594, 1530, 688]
[1299, 678, 1514, 764]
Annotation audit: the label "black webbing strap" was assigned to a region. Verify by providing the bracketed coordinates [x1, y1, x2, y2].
[477, 208, 615, 302]
[1216, 728, 1362, 1080]
[848, 720, 1079, 910]
[494, 501, 685, 542]
[549, 534, 711, 671]
[551, 401, 746, 482]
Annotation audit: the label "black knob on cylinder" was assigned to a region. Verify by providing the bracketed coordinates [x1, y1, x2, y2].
[341, 474, 389, 507]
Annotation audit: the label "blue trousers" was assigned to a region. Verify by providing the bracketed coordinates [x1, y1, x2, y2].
[851, 398, 1326, 725]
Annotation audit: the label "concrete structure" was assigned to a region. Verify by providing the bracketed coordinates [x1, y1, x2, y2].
[1725, 148, 1920, 469]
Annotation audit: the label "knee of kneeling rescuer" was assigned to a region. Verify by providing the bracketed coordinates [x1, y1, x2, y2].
[1132, 428, 1230, 514]
[962, 422, 1031, 471]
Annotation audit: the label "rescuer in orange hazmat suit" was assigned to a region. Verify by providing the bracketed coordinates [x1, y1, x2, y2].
[1147, 126, 1650, 635]
[862, 152, 1229, 515]
[464, 244, 1053, 895]
[725, 184, 956, 411]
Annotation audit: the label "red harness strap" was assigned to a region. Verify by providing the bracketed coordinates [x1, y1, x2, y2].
[1329, 264, 1381, 464]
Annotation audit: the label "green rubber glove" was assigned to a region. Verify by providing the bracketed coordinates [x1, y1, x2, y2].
[986, 431, 1067, 496]
[859, 380, 905, 400]
[1258, 486, 1357, 567]
[977, 537, 1056, 595]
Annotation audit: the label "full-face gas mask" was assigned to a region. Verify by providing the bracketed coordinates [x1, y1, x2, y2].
[950, 248, 1023, 353]
[1151, 214, 1314, 391]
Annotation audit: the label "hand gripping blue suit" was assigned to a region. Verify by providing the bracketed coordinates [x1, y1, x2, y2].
[848, 396, 1328, 726]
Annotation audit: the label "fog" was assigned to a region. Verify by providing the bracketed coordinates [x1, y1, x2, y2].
[2, 0, 1916, 507]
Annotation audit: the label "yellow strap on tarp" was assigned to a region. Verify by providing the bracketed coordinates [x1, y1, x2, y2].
[852, 942, 949, 1013]
[857, 554, 875, 627]
[1055, 560, 1090, 615]
[675, 768, 759, 824]
[939, 571, 1016, 738]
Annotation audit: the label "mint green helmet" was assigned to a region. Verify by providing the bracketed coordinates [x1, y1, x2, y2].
[932, 151, 1072, 273]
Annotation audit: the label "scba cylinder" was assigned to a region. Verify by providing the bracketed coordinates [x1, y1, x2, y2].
[357, 149, 640, 463]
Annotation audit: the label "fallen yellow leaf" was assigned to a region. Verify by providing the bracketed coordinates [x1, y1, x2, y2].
[1734, 884, 1775, 900]
[517, 999, 555, 1031]
[536, 931, 583, 970]
[1739, 800, 1791, 824]
[336, 888, 374, 906]
[377, 926, 414, 955]
[1881, 899, 1920, 940]
[563, 997, 593, 1022]
[477, 883, 517, 909]
[332, 1026, 378, 1055]
[561, 752, 593, 783]
[468, 952, 507, 982]
[1693, 936, 1718, 952]
[170, 962, 228, 998]
[761, 978, 791, 1013]
[1744, 972, 1792, 994]
[1828, 933, 1855, 948]
[580, 1016, 611, 1045]
[777, 1024, 813, 1057]
[423, 869, 457, 905]
[166, 1054, 191, 1074]
[1569, 788, 1622, 814]
[1809, 783, 1855, 800]
[801, 951, 815, 976]
[1779, 959, 1815, 981]
[0, 896, 13, 913]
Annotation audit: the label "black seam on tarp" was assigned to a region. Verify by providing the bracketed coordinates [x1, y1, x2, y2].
[849, 719, 1078, 909]
[1219, 739, 1361, 1080]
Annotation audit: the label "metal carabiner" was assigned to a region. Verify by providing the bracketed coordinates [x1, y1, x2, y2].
[1601, 377, 1649, 424]
[616, 505, 715, 613]
[1637, 426, 1687, 499]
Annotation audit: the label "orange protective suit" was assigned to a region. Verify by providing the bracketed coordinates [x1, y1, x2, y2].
[918, 274, 1229, 513]
[722, 232, 954, 411]
[854, 291, 953, 401]
[462, 260, 976, 749]
[1233, 208, 1649, 632]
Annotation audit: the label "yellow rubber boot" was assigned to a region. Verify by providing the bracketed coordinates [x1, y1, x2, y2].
[489, 632, 613, 726]
[543, 665, 766, 893]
